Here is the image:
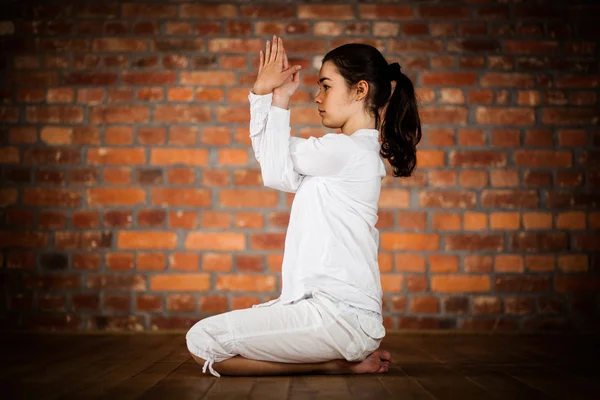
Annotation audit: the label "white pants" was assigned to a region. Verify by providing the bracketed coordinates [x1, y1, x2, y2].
[185, 290, 386, 377]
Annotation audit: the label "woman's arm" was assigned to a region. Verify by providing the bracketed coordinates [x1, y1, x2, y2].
[248, 90, 304, 193]
[249, 36, 305, 193]
[249, 91, 358, 192]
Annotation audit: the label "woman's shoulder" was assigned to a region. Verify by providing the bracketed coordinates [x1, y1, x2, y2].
[331, 133, 381, 153]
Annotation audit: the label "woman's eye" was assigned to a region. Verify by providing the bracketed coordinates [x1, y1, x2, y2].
[323, 85, 329, 90]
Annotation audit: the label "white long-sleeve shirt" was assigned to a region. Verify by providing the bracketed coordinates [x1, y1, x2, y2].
[248, 90, 387, 314]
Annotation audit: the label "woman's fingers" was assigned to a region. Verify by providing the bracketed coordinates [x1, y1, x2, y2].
[265, 40, 271, 65]
[275, 36, 282, 63]
[270, 35, 277, 63]
[258, 50, 264, 71]
[262, 35, 286, 68]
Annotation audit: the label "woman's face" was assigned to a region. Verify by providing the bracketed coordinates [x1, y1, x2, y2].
[314, 61, 355, 130]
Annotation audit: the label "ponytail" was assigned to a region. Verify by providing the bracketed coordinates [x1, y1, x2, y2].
[379, 63, 422, 178]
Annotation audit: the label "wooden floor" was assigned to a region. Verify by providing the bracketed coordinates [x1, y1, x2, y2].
[1, 332, 598, 399]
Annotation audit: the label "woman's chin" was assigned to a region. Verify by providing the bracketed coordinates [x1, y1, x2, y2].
[321, 120, 340, 130]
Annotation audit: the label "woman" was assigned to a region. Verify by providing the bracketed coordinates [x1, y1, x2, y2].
[186, 35, 422, 377]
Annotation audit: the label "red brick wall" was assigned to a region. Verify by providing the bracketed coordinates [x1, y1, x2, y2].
[1, 0, 599, 332]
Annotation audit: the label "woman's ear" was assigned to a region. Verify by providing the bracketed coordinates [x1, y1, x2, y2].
[355, 80, 369, 102]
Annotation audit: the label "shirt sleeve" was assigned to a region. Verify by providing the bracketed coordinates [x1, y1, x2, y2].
[248, 90, 355, 193]
[289, 134, 356, 177]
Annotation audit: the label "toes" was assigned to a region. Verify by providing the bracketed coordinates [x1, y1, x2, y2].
[379, 350, 392, 361]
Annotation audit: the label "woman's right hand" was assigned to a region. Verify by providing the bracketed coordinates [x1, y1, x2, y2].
[253, 35, 301, 96]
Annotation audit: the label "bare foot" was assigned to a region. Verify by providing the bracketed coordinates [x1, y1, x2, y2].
[347, 349, 392, 374]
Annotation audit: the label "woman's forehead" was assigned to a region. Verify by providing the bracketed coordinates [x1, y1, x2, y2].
[318, 62, 339, 79]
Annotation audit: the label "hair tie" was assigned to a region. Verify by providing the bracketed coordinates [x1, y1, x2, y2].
[387, 62, 401, 82]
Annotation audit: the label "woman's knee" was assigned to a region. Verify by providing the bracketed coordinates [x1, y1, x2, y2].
[185, 318, 213, 355]
[185, 314, 236, 361]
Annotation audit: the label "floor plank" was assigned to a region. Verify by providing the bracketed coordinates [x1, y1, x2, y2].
[453, 365, 552, 400]
[288, 375, 354, 400]
[248, 376, 290, 400]
[493, 364, 600, 400]
[403, 336, 526, 365]
[139, 363, 216, 400]
[384, 336, 441, 367]
[344, 374, 393, 400]
[378, 374, 437, 400]
[101, 361, 184, 399]
[202, 376, 258, 400]
[401, 364, 497, 400]
[20, 336, 122, 384]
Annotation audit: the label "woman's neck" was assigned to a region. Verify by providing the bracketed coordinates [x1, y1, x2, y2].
[341, 111, 376, 136]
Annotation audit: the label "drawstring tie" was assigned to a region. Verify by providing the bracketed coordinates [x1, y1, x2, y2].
[202, 357, 221, 377]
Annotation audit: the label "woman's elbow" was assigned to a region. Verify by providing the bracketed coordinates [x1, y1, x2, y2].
[260, 169, 278, 188]
[261, 173, 299, 193]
